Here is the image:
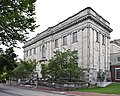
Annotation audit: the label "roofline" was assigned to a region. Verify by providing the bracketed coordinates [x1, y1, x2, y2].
[110, 39, 120, 47]
[23, 7, 113, 48]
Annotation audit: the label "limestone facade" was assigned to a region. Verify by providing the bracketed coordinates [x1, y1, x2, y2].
[23, 7, 113, 83]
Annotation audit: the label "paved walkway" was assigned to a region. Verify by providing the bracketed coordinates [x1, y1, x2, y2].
[8, 85, 120, 96]
[65, 91, 120, 96]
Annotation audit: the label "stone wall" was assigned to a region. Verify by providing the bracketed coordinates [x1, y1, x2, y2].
[23, 7, 112, 83]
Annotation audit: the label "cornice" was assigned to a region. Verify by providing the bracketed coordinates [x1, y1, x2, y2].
[88, 15, 113, 32]
[23, 7, 113, 48]
[110, 39, 120, 47]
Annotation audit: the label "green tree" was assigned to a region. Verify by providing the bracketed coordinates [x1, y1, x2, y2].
[42, 50, 84, 82]
[97, 69, 105, 82]
[41, 64, 48, 80]
[0, 67, 7, 81]
[0, 48, 5, 74]
[4, 47, 18, 70]
[0, 54, 7, 74]
[0, 0, 38, 47]
[13, 60, 37, 80]
[0, 47, 17, 81]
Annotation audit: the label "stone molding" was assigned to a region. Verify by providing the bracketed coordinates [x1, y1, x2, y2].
[23, 7, 112, 48]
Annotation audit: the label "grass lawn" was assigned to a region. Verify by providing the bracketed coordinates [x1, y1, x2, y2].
[75, 83, 120, 94]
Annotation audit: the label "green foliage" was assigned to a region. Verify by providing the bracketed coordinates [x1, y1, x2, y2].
[41, 50, 84, 82]
[97, 69, 105, 82]
[4, 47, 18, 70]
[0, 0, 38, 47]
[75, 83, 120, 94]
[13, 60, 37, 79]
[41, 64, 48, 79]
[0, 67, 7, 80]
[0, 47, 17, 76]
[0, 54, 7, 74]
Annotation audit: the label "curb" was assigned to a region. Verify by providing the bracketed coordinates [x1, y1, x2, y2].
[6, 85, 77, 96]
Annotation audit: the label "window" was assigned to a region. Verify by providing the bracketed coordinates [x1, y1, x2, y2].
[55, 39, 58, 48]
[74, 50, 78, 62]
[102, 35, 105, 45]
[26, 51, 28, 57]
[117, 57, 120, 61]
[63, 36, 67, 45]
[96, 31, 99, 42]
[34, 47, 36, 54]
[33, 59, 37, 71]
[115, 68, 120, 80]
[73, 32, 77, 43]
[42, 45, 46, 58]
[30, 49, 32, 55]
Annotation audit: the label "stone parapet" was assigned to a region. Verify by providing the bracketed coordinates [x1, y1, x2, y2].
[23, 7, 112, 48]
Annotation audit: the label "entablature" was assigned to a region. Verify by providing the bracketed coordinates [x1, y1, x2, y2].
[23, 7, 112, 48]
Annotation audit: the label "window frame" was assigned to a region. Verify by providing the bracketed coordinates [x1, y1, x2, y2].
[55, 39, 58, 48]
[102, 35, 105, 45]
[115, 68, 120, 80]
[26, 50, 28, 57]
[63, 36, 67, 46]
[73, 32, 77, 43]
[117, 57, 120, 61]
[42, 45, 46, 58]
[30, 49, 32, 56]
[34, 47, 36, 54]
[96, 31, 99, 42]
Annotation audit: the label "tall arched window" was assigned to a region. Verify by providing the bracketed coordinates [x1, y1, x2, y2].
[42, 45, 46, 58]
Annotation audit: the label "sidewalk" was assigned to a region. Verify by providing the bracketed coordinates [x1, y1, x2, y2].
[65, 91, 120, 96]
[11, 85, 120, 96]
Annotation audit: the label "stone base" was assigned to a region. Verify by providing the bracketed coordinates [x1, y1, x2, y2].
[89, 69, 97, 85]
[97, 82, 112, 87]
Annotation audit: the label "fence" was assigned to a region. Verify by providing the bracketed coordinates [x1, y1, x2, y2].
[38, 80, 89, 91]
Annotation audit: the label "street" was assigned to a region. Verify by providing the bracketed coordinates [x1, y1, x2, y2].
[0, 84, 68, 96]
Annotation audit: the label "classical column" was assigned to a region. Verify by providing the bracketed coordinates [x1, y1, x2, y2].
[87, 25, 90, 69]
[78, 29, 83, 68]
[89, 27, 94, 69]
[82, 27, 88, 69]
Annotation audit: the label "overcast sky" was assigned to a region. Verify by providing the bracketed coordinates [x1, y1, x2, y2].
[17, 0, 120, 59]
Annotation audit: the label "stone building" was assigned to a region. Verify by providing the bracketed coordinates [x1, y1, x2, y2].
[110, 39, 120, 82]
[23, 7, 113, 83]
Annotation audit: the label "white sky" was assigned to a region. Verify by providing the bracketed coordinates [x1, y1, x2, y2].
[16, 0, 120, 59]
